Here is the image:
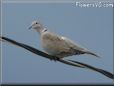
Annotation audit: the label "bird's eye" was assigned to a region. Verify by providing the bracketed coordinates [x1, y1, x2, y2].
[36, 22, 38, 24]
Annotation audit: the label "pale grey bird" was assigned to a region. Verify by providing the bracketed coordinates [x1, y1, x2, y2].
[29, 21, 100, 58]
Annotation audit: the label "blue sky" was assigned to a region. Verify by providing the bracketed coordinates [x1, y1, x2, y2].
[1, 0, 114, 84]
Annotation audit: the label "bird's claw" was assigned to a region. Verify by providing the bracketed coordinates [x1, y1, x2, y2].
[49, 56, 60, 61]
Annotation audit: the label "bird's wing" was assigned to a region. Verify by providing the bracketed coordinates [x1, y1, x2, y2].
[61, 36, 86, 51]
[60, 36, 87, 55]
[61, 37, 100, 57]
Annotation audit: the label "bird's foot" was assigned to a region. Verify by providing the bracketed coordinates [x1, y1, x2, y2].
[49, 56, 60, 62]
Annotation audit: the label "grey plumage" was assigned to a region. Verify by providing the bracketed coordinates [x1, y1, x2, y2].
[29, 21, 100, 58]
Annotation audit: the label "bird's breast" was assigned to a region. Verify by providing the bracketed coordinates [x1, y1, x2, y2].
[41, 33, 68, 55]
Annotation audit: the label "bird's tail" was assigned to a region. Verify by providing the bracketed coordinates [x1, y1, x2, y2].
[84, 50, 100, 58]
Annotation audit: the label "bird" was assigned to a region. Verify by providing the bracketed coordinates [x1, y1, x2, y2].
[29, 21, 100, 59]
[0, 21, 114, 79]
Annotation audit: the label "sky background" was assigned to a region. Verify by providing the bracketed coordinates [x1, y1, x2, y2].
[1, 0, 114, 84]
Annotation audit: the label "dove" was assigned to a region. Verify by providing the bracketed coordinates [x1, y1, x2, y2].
[1, 21, 114, 79]
[29, 21, 100, 58]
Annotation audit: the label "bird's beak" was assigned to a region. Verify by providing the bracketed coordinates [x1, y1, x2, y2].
[28, 26, 32, 29]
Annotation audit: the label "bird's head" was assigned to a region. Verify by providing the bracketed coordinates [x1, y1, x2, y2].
[29, 21, 43, 30]
[29, 21, 45, 34]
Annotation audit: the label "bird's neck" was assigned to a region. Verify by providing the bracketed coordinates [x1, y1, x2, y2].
[36, 27, 47, 34]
